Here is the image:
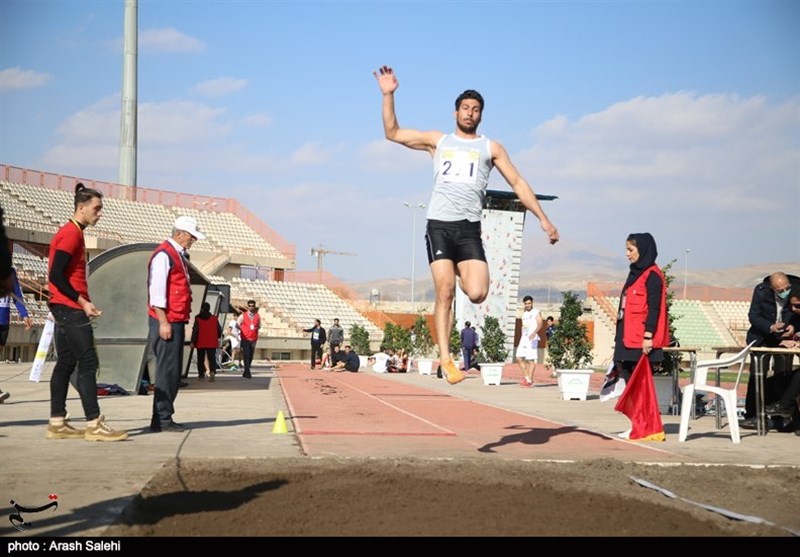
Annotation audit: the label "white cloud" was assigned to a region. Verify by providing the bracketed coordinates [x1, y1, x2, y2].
[139, 28, 205, 53]
[511, 92, 800, 271]
[0, 67, 52, 92]
[241, 113, 272, 127]
[357, 139, 430, 173]
[290, 142, 334, 166]
[192, 77, 248, 98]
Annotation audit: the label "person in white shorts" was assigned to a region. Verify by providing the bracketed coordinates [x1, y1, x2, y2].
[516, 295, 542, 387]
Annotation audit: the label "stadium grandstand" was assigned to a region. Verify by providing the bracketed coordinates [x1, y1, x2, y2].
[1, 163, 759, 368]
[1, 164, 386, 363]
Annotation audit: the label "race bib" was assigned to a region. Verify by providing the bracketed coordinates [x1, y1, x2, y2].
[439, 148, 479, 185]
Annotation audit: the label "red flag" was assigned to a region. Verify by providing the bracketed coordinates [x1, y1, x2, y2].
[614, 355, 666, 441]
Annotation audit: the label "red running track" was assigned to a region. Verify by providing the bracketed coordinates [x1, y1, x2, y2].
[276, 363, 676, 462]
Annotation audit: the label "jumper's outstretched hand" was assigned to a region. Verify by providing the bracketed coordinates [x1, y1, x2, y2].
[374, 65, 399, 95]
[541, 219, 559, 245]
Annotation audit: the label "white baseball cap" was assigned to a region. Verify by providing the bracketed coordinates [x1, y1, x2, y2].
[173, 215, 206, 240]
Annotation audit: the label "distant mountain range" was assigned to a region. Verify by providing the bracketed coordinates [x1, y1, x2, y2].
[346, 261, 800, 303]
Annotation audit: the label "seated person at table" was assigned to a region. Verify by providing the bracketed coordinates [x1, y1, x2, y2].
[740, 271, 799, 430]
[764, 287, 800, 427]
[330, 345, 360, 372]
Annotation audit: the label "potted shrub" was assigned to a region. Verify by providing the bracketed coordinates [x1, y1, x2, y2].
[547, 291, 594, 400]
[349, 324, 371, 357]
[479, 315, 509, 385]
[410, 314, 435, 375]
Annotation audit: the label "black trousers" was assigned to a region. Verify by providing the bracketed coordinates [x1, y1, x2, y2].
[240, 339, 256, 377]
[149, 316, 185, 428]
[310, 343, 323, 368]
[49, 304, 101, 420]
[744, 353, 793, 418]
[196, 347, 218, 377]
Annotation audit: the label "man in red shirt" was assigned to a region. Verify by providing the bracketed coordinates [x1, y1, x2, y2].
[237, 300, 261, 379]
[46, 183, 128, 441]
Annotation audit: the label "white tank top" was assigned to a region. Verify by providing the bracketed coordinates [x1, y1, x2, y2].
[427, 134, 493, 222]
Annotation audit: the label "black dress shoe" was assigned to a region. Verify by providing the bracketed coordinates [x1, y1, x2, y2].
[160, 422, 188, 433]
[179, 381, 189, 388]
[242, 373, 252, 379]
[765, 401, 795, 417]
[738, 417, 758, 430]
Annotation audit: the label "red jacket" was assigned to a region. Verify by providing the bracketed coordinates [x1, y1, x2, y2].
[622, 265, 670, 348]
[147, 241, 192, 323]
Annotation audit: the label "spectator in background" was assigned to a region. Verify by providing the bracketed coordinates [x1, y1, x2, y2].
[330, 344, 360, 372]
[0, 238, 32, 401]
[516, 295, 543, 388]
[303, 318, 326, 370]
[468, 347, 483, 373]
[545, 316, 555, 340]
[147, 215, 204, 433]
[0, 207, 13, 297]
[47, 184, 127, 441]
[740, 272, 799, 430]
[225, 309, 243, 369]
[328, 318, 344, 362]
[191, 301, 222, 382]
[545, 315, 557, 378]
[237, 300, 260, 379]
[1, 267, 32, 348]
[460, 320, 479, 371]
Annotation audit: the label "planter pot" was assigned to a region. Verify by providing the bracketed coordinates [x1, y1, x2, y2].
[556, 369, 593, 401]
[417, 358, 434, 376]
[480, 363, 504, 386]
[653, 375, 678, 415]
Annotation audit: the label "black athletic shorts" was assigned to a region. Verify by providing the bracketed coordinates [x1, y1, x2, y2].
[0, 325, 9, 346]
[424, 219, 486, 265]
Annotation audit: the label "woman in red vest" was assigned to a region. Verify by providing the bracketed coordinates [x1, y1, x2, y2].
[612, 232, 670, 382]
[191, 301, 223, 382]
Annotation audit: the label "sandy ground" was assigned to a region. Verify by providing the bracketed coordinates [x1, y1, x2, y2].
[103, 457, 799, 537]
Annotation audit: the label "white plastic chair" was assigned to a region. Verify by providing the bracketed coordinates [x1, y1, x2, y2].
[678, 341, 755, 444]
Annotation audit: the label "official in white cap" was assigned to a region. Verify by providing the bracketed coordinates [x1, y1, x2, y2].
[146, 215, 205, 432]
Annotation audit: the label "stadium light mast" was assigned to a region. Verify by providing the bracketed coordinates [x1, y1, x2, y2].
[403, 202, 426, 313]
[118, 0, 138, 196]
[683, 248, 691, 300]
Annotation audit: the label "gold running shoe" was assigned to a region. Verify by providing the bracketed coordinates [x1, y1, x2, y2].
[441, 359, 466, 385]
[46, 414, 86, 440]
[84, 415, 128, 442]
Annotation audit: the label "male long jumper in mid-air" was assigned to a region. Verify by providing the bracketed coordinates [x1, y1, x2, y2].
[374, 65, 559, 385]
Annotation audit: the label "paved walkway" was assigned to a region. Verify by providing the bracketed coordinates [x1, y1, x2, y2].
[0, 360, 797, 537]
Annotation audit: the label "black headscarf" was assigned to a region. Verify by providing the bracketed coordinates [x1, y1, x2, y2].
[623, 232, 658, 288]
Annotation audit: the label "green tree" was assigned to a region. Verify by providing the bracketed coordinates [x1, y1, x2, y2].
[479, 316, 509, 363]
[349, 324, 371, 356]
[381, 322, 412, 354]
[410, 314, 435, 358]
[546, 291, 593, 370]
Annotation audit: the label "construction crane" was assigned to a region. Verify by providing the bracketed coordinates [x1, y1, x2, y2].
[310, 245, 357, 284]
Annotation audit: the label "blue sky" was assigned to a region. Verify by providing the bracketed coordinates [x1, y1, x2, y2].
[1, 0, 798, 286]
